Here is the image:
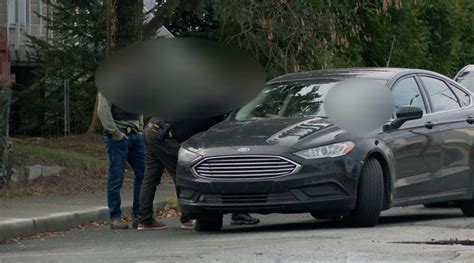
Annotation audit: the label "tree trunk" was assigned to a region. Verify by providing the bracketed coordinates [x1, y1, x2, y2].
[87, 0, 144, 134]
[86, 94, 100, 134]
[116, 1, 143, 49]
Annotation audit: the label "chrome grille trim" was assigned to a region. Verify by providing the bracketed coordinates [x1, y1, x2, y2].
[192, 155, 301, 180]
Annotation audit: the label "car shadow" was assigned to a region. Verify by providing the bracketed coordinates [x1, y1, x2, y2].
[218, 211, 463, 234]
[378, 213, 461, 225]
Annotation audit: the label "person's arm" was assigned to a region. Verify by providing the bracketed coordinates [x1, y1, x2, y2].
[97, 93, 126, 140]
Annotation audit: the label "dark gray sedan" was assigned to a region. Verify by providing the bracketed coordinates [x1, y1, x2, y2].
[176, 68, 474, 231]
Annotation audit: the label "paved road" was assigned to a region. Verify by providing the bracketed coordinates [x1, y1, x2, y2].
[1, 206, 474, 262]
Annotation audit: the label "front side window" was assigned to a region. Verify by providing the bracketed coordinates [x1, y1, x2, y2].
[391, 77, 427, 113]
[420, 77, 460, 112]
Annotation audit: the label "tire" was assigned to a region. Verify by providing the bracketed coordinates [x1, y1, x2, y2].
[343, 158, 384, 227]
[194, 214, 223, 232]
[460, 200, 474, 217]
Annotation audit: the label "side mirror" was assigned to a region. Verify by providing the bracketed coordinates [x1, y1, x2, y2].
[383, 106, 423, 132]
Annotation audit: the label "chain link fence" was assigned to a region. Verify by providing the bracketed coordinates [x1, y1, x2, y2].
[0, 88, 11, 188]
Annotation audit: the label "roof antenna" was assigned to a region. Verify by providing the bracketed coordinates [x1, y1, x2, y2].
[386, 35, 396, 67]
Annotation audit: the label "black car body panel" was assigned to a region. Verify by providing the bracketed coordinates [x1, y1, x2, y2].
[176, 68, 474, 218]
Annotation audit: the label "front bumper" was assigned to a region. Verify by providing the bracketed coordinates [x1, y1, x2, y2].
[176, 154, 362, 217]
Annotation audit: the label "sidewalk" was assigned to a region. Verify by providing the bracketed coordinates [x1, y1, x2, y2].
[0, 183, 176, 241]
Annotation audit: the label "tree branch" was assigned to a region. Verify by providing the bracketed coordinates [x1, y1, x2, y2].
[143, 0, 180, 40]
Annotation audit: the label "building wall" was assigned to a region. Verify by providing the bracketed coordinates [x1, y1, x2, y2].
[0, 0, 49, 66]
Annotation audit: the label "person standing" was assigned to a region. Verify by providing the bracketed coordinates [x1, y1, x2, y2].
[98, 93, 145, 229]
[137, 116, 260, 230]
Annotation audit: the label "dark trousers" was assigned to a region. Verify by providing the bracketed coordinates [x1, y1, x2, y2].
[105, 133, 145, 220]
[139, 124, 184, 224]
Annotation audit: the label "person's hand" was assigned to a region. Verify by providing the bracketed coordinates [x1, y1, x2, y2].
[113, 132, 128, 141]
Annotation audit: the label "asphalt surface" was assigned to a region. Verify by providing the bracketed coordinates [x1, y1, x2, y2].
[1, 206, 474, 263]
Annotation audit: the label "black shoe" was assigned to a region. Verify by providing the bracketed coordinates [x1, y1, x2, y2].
[230, 213, 260, 225]
[132, 218, 139, 229]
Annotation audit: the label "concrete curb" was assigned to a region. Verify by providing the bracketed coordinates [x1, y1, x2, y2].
[0, 201, 166, 241]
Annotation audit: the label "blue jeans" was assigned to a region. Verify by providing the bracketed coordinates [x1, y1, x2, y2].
[105, 133, 145, 220]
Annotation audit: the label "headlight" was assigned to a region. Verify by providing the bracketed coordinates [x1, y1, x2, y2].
[178, 148, 202, 164]
[294, 141, 355, 159]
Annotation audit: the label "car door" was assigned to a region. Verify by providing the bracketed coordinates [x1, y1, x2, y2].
[388, 76, 443, 201]
[418, 75, 473, 197]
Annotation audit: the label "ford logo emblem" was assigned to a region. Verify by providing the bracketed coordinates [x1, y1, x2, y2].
[237, 147, 251, 152]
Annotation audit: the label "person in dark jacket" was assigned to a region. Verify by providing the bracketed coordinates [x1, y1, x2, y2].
[137, 116, 259, 230]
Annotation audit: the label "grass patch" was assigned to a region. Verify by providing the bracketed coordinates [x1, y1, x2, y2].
[0, 186, 33, 199]
[1, 135, 112, 198]
[10, 143, 107, 174]
[164, 197, 179, 211]
[2, 135, 173, 198]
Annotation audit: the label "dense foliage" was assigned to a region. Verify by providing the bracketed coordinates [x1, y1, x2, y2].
[16, 0, 474, 135]
[215, 0, 474, 78]
[19, 0, 106, 135]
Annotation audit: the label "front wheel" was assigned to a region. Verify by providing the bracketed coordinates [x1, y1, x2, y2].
[194, 214, 223, 232]
[343, 158, 384, 227]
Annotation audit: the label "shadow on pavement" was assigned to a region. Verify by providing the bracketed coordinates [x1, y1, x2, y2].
[217, 211, 463, 234]
[378, 213, 461, 225]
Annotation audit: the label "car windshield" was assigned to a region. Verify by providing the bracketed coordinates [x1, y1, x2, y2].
[235, 78, 386, 121]
[235, 79, 340, 121]
[455, 69, 474, 92]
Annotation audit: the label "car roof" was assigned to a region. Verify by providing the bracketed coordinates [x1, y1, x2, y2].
[267, 68, 413, 84]
[456, 64, 474, 75]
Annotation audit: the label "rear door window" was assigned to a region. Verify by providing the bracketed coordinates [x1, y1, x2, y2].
[449, 84, 471, 107]
[420, 76, 460, 112]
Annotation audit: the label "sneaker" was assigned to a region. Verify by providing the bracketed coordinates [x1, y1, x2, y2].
[132, 218, 139, 229]
[180, 220, 195, 230]
[110, 219, 129, 230]
[137, 220, 168, 230]
[230, 213, 260, 225]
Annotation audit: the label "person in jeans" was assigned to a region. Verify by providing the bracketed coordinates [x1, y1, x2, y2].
[138, 116, 260, 230]
[98, 93, 144, 229]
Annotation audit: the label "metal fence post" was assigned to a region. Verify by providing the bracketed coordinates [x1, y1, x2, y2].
[64, 79, 70, 136]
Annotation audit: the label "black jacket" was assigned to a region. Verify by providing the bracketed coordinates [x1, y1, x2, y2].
[150, 115, 226, 143]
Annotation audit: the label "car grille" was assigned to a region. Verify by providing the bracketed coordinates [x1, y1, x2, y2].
[193, 155, 299, 179]
[221, 194, 268, 204]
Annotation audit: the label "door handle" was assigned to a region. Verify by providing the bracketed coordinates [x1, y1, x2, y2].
[467, 117, 474, 124]
[424, 121, 436, 129]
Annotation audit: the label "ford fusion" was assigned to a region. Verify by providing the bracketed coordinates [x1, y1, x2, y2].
[176, 68, 474, 231]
